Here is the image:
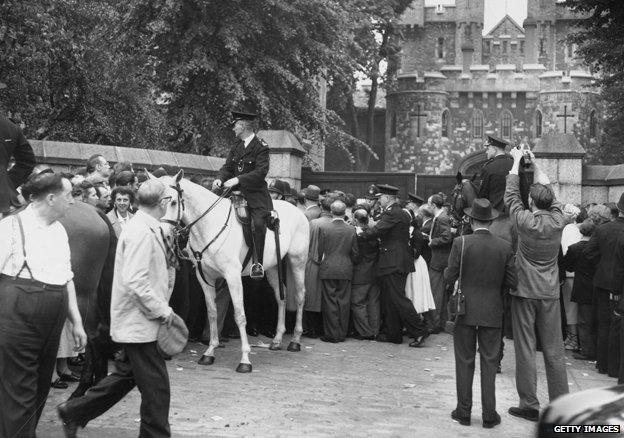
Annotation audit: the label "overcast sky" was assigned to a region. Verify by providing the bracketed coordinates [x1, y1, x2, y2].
[424, 0, 528, 34]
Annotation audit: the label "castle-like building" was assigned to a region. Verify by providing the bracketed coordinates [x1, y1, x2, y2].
[385, 0, 601, 175]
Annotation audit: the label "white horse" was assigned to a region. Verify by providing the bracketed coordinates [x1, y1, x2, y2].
[156, 171, 309, 372]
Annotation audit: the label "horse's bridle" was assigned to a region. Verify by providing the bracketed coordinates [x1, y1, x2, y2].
[160, 181, 232, 282]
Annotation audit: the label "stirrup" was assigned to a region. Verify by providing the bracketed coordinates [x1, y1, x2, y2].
[250, 263, 264, 280]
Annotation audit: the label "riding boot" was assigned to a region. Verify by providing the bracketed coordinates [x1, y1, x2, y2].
[250, 211, 267, 279]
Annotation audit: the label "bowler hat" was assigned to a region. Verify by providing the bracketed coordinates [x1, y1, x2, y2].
[375, 184, 400, 196]
[157, 312, 189, 359]
[618, 192, 624, 212]
[304, 185, 320, 201]
[463, 198, 499, 221]
[486, 135, 509, 149]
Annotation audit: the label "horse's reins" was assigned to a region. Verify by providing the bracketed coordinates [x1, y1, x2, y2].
[161, 182, 233, 284]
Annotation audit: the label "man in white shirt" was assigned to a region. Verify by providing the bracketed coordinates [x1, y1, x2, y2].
[58, 179, 174, 438]
[0, 172, 86, 437]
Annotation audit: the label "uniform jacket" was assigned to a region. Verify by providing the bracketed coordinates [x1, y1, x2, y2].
[0, 117, 35, 213]
[584, 217, 624, 293]
[563, 240, 595, 305]
[428, 212, 453, 271]
[318, 219, 359, 280]
[360, 203, 414, 276]
[444, 230, 517, 327]
[352, 223, 379, 285]
[478, 154, 513, 213]
[218, 135, 272, 211]
[106, 209, 134, 238]
[504, 174, 565, 299]
[110, 210, 172, 343]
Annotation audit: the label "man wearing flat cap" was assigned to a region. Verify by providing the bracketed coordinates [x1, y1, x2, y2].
[357, 184, 430, 347]
[213, 111, 273, 278]
[444, 198, 517, 428]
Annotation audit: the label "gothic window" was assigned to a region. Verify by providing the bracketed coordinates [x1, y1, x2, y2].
[503, 41, 508, 53]
[501, 111, 513, 140]
[436, 37, 444, 59]
[535, 110, 543, 138]
[441, 109, 450, 138]
[539, 38, 546, 57]
[390, 111, 397, 138]
[472, 111, 483, 139]
[589, 109, 597, 138]
[520, 41, 525, 54]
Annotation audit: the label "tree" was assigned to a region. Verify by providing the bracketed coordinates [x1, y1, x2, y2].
[566, 0, 624, 163]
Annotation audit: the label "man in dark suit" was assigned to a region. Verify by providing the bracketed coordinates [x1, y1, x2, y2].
[317, 200, 359, 342]
[478, 136, 513, 213]
[426, 193, 453, 333]
[584, 192, 624, 374]
[213, 111, 273, 278]
[357, 184, 429, 347]
[445, 198, 517, 429]
[0, 116, 36, 217]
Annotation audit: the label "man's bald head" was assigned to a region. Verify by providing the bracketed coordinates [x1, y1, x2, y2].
[137, 179, 166, 208]
[330, 200, 346, 217]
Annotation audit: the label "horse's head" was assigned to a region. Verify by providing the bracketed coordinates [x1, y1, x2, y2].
[450, 171, 478, 222]
[155, 169, 186, 229]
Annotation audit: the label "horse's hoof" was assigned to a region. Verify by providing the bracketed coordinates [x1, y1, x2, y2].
[236, 363, 252, 373]
[287, 342, 301, 352]
[198, 355, 215, 365]
[269, 343, 282, 351]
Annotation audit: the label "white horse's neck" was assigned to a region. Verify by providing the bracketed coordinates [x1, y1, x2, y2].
[179, 179, 233, 253]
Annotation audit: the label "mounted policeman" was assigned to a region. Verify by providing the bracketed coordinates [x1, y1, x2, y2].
[212, 111, 273, 279]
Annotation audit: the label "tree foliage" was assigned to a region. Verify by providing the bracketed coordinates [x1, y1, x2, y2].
[566, 0, 624, 163]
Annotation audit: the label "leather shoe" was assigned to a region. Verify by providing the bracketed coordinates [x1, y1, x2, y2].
[57, 402, 79, 438]
[451, 409, 471, 426]
[354, 334, 375, 341]
[320, 336, 340, 343]
[409, 332, 430, 348]
[429, 327, 443, 334]
[482, 412, 501, 428]
[508, 407, 539, 422]
[375, 333, 402, 344]
[572, 352, 596, 360]
[59, 372, 81, 383]
[51, 379, 68, 389]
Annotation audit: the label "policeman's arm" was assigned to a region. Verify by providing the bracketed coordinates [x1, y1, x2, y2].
[218, 146, 236, 182]
[238, 142, 270, 189]
[477, 169, 489, 199]
[359, 212, 399, 239]
[8, 127, 35, 188]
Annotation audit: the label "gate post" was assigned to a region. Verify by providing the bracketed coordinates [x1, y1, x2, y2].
[257, 130, 306, 190]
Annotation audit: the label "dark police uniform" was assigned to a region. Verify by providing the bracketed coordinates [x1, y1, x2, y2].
[0, 117, 35, 214]
[478, 154, 514, 213]
[359, 186, 429, 344]
[218, 134, 273, 268]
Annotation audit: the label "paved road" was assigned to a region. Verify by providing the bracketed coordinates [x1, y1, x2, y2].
[39, 332, 614, 437]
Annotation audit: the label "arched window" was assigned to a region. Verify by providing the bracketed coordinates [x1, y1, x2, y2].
[441, 109, 450, 138]
[436, 37, 444, 59]
[589, 109, 597, 138]
[501, 111, 512, 140]
[390, 112, 397, 138]
[535, 110, 543, 138]
[472, 111, 483, 139]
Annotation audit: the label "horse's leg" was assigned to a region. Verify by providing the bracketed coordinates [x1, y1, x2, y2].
[265, 268, 285, 350]
[287, 255, 306, 352]
[197, 270, 219, 366]
[224, 271, 252, 373]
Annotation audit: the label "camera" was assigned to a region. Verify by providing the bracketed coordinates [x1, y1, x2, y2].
[517, 146, 533, 169]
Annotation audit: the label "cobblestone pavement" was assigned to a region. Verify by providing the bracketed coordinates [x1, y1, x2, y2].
[38, 332, 615, 437]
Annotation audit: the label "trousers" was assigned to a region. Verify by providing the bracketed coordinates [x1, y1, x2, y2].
[378, 272, 428, 340]
[350, 283, 380, 337]
[320, 279, 351, 341]
[0, 275, 68, 438]
[63, 342, 171, 437]
[511, 296, 569, 410]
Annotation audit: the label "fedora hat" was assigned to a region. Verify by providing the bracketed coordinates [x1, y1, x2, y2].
[157, 312, 189, 359]
[304, 185, 320, 202]
[463, 198, 499, 221]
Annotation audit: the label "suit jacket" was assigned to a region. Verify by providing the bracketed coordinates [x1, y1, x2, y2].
[0, 117, 35, 213]
[444, 230, 517, 327]
[428, 212, 453, 271]
[360, 203, 414, 276]
[504, 174, 564, 299]
[318, 219, 359, 280]
[304, 214, 332, 311]
[353, 223, 379, 285]
[563, 240, 595, 304]
[107, 209, 134, 238]
[478, 154, 513, 213]
[218, 135, 272, 211]
[584, 217, 624, 293]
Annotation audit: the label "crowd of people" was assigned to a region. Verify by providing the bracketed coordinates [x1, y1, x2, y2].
[1, 111, 624, 436]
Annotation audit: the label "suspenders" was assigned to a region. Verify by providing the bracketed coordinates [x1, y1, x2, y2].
[13, 214, 34, 280]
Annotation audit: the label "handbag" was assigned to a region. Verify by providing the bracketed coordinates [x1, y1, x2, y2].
[448, 236, 466, 318]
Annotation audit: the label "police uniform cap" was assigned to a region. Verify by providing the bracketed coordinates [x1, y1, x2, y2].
[375, 184, 400, 196]
[408, 193, 425, 204]
[486, 135, 509, 149]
